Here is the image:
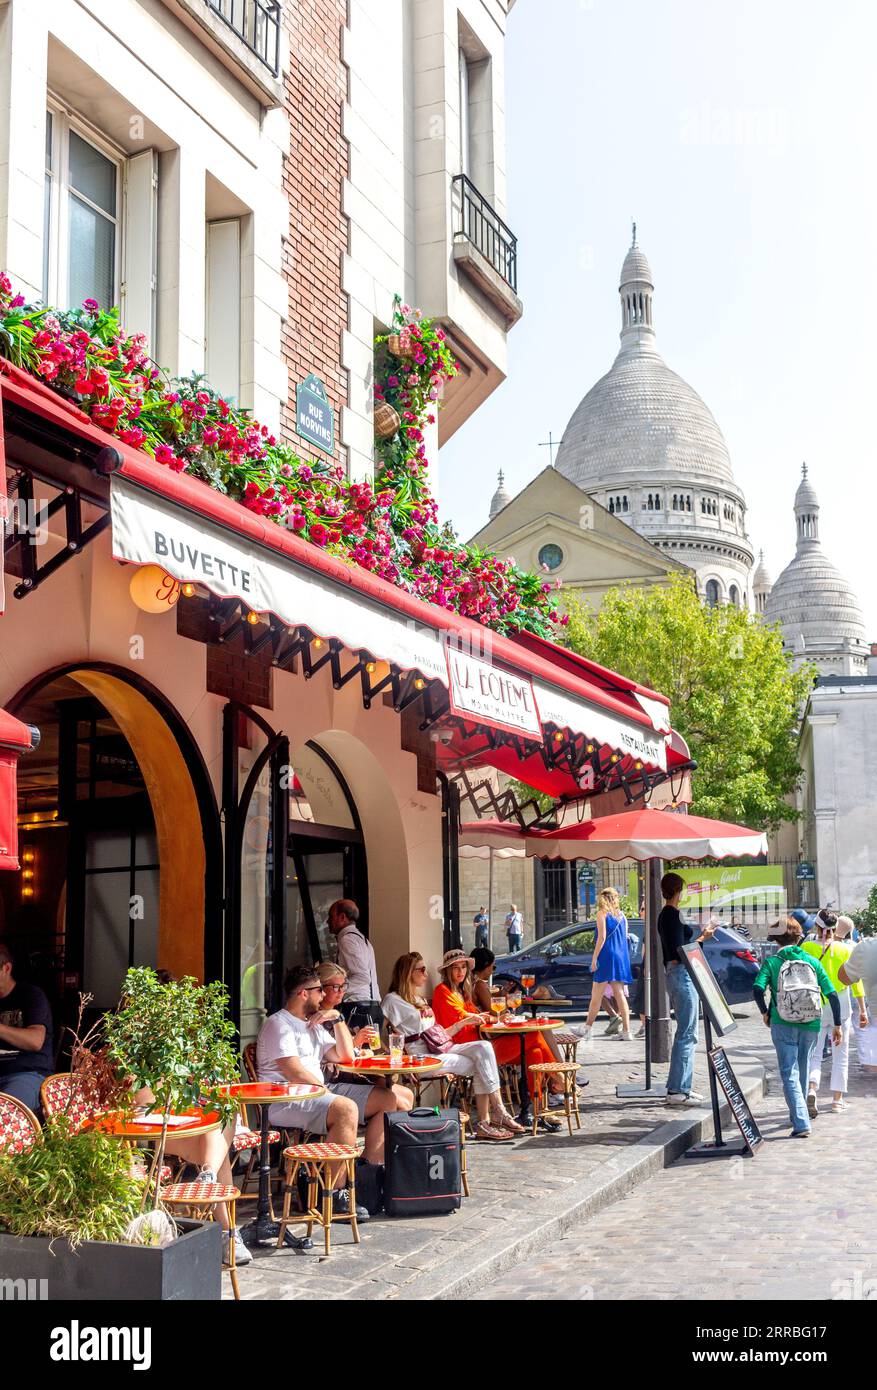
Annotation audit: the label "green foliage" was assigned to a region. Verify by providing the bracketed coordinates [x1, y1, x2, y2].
[563, 575, 815, 831]
[851, 885, 877, 936]
[0, 1118, 143, 1247]
[103, 969, 240, 1208]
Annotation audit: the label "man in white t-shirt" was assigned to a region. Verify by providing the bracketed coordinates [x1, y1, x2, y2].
[840, 936, 877, 1016]
[256, 965, 412, 1213]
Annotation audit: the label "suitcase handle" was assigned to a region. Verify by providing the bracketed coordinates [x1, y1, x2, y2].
[409, 1107, 441, 1118]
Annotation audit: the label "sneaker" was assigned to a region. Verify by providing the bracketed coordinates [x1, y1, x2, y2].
[616, 1030, 633, 1041]
[604, 1015, 622, 1035]
[807, 1092, 818, 1119]
[196, 1167, 217, 1185]
[222, 1229, 253, 1267]
[333, 1188, 370, 1221]
[831, 1098, 845, 1113]
[635, 1024, 646, 1038]
[791, 1128, 811, 1138]
[580, 1024, 593, 1044]
[666, 1091, 704, 1106]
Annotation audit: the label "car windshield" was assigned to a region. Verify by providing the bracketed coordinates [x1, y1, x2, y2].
[555, 929, 596, 955]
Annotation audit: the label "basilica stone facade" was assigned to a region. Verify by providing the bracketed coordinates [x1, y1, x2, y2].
[761, 465, 869, 676]
[553, 233, 753, 607]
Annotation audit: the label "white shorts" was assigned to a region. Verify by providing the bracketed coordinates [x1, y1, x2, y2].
[267, 1082, 371, 1133]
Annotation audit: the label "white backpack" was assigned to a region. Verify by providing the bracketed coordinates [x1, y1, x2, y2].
[776, 956, 822, 1024]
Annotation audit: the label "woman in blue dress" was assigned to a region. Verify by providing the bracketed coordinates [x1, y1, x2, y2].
[582, 887, 634, 1042]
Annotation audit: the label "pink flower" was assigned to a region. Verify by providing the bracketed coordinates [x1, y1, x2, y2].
[155, 444, 178, 467]
[309, 523, 328, 546]
[9, 294, 24, 308]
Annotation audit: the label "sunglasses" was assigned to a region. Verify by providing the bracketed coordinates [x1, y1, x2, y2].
[303, 985, 324, 994]
[323, 981, 346, 992]
[413, 964, 427, 973]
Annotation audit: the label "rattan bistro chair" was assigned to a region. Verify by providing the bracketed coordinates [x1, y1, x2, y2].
[161, 1182, 243, 1299]
[39, 1073, 175, 1182]
[0, 1092, 41, 1154]
[528, 1062, 582, 1137]
[276, 1141, 361, 1257]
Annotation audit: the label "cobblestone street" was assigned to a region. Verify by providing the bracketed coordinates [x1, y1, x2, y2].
[230, 1007, 769, 1300]
[474, 1021, 877, 1302]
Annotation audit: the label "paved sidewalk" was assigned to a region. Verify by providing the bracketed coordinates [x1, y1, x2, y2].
[231, 1007, 767, 1301]
[474, 1019, 877, 1301]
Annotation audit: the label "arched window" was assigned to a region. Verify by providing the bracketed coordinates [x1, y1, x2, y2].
[705, 580, 720, 607]
[608, 497, 615, 514]
[686, 496, 692, 512]
[622, 496, 628, 512]
[729, 584, 739, 607]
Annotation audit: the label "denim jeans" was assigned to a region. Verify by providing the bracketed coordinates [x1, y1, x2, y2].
[508, 935, 522, 954]
[666, 964, 699, 1096]
[0, 1069, 45, 1116]
[771, 1022, 818, 1133]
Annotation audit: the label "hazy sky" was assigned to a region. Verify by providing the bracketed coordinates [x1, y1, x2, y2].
[440, 0, 877, 636]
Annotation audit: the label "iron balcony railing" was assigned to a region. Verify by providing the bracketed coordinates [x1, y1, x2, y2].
[206, 0, 281, 76]
[452, 174, 518, 292]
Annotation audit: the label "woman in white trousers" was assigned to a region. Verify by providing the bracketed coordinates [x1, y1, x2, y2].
[803, 915, 869, 1114]
[382, 951, 525, 1141]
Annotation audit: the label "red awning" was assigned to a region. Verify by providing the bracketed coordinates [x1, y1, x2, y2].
[0, 360, 687, 799]
[0, 708, 34, 871]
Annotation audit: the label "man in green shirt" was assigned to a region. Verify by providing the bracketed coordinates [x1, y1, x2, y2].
[753, 914, 842, 1137]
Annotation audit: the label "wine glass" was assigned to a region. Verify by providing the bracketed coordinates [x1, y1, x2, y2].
[521, 972, 535, 995]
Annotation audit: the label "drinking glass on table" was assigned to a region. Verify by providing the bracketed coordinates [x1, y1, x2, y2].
[490, 995, 506, 1021]
[507, 991, 522, 1015]
[521, 973, 536, 994]
[389, 1031, 404, 1067]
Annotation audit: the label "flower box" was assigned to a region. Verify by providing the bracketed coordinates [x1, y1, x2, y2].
[0, 1218, 221, 1301]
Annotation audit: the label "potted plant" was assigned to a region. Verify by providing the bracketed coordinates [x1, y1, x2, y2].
[0, 971, 240, 1300]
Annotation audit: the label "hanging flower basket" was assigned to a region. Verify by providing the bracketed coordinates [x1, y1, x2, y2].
[374, 400, 401, 438]
[387, 329, 412, 358]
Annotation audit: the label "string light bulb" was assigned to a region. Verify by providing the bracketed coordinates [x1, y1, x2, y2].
[313, 637, 324, 650]
[413, 677, 426, 691]
[365, 661, 376, 674]
[181, 582, 196, 598]
[246, 611, 260, 626]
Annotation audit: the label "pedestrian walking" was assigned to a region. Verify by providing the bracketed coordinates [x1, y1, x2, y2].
[582, 888, 635, 1041]
[656, 871, 717, 1106]
[839, 929, 877, 1015]
[473, 907, 489, 950]
[504, 904, 524, 953]
[753, 914, 841, 1137]
[802, 912, 868, 1114]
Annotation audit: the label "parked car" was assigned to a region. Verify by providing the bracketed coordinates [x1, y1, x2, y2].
[493, 918, 759, 1007]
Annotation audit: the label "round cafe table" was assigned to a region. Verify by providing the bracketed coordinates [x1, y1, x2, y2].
[520, 996, 573, 1019]
[87, 1108, 223, 1139]
[479, 1018, 564, 1125]
[217, 1081, 325, 1250]
[337, 1055, 445, 1084]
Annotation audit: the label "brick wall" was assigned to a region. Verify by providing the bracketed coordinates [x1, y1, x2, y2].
[281, 0, 350, 466]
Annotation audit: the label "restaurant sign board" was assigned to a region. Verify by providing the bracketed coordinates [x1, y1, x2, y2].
[445, 647, 542, 740]
[295, 374, 334, 455]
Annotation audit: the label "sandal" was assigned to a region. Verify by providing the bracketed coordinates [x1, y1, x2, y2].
[475, 1121, 515, 1142]
[495, 1108, 526, 1134]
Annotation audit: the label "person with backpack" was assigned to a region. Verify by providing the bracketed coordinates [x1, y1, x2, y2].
[753, 914, 842, 1137]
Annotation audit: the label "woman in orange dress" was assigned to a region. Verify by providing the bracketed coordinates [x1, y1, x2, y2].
[431, 949, 562, 1095]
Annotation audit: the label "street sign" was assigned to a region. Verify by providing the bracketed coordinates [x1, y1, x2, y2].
[708, 1047, 763, 1155]
[295, 374, 334, 455]
[796, 862, 815, 880]
[578, 864, 596, 882]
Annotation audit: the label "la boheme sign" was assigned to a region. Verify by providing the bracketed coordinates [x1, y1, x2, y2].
[445, 648, 542, 740]
[296, 374, 334, 455]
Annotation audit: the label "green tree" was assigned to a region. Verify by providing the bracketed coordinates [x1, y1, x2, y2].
[851, 884, 877, 936]
[564, 575, 814, 831]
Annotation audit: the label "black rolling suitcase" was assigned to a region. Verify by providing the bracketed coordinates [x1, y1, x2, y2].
[383, 1107, 463, 1216]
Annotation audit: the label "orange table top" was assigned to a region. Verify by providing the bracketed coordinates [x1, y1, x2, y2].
[217, 1081, 326, 1104]
[339, 1055, 444, 1077]
[480, 1018, 564, 1034]
[87, 1108, 223, 1139]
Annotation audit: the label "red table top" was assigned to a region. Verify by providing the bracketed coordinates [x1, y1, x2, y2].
[87, 1108, 223, 1139]
[480, 1018, 564, 1033]
[339, 1055, 444, 1075]
[217, 1081, 325, 1103]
